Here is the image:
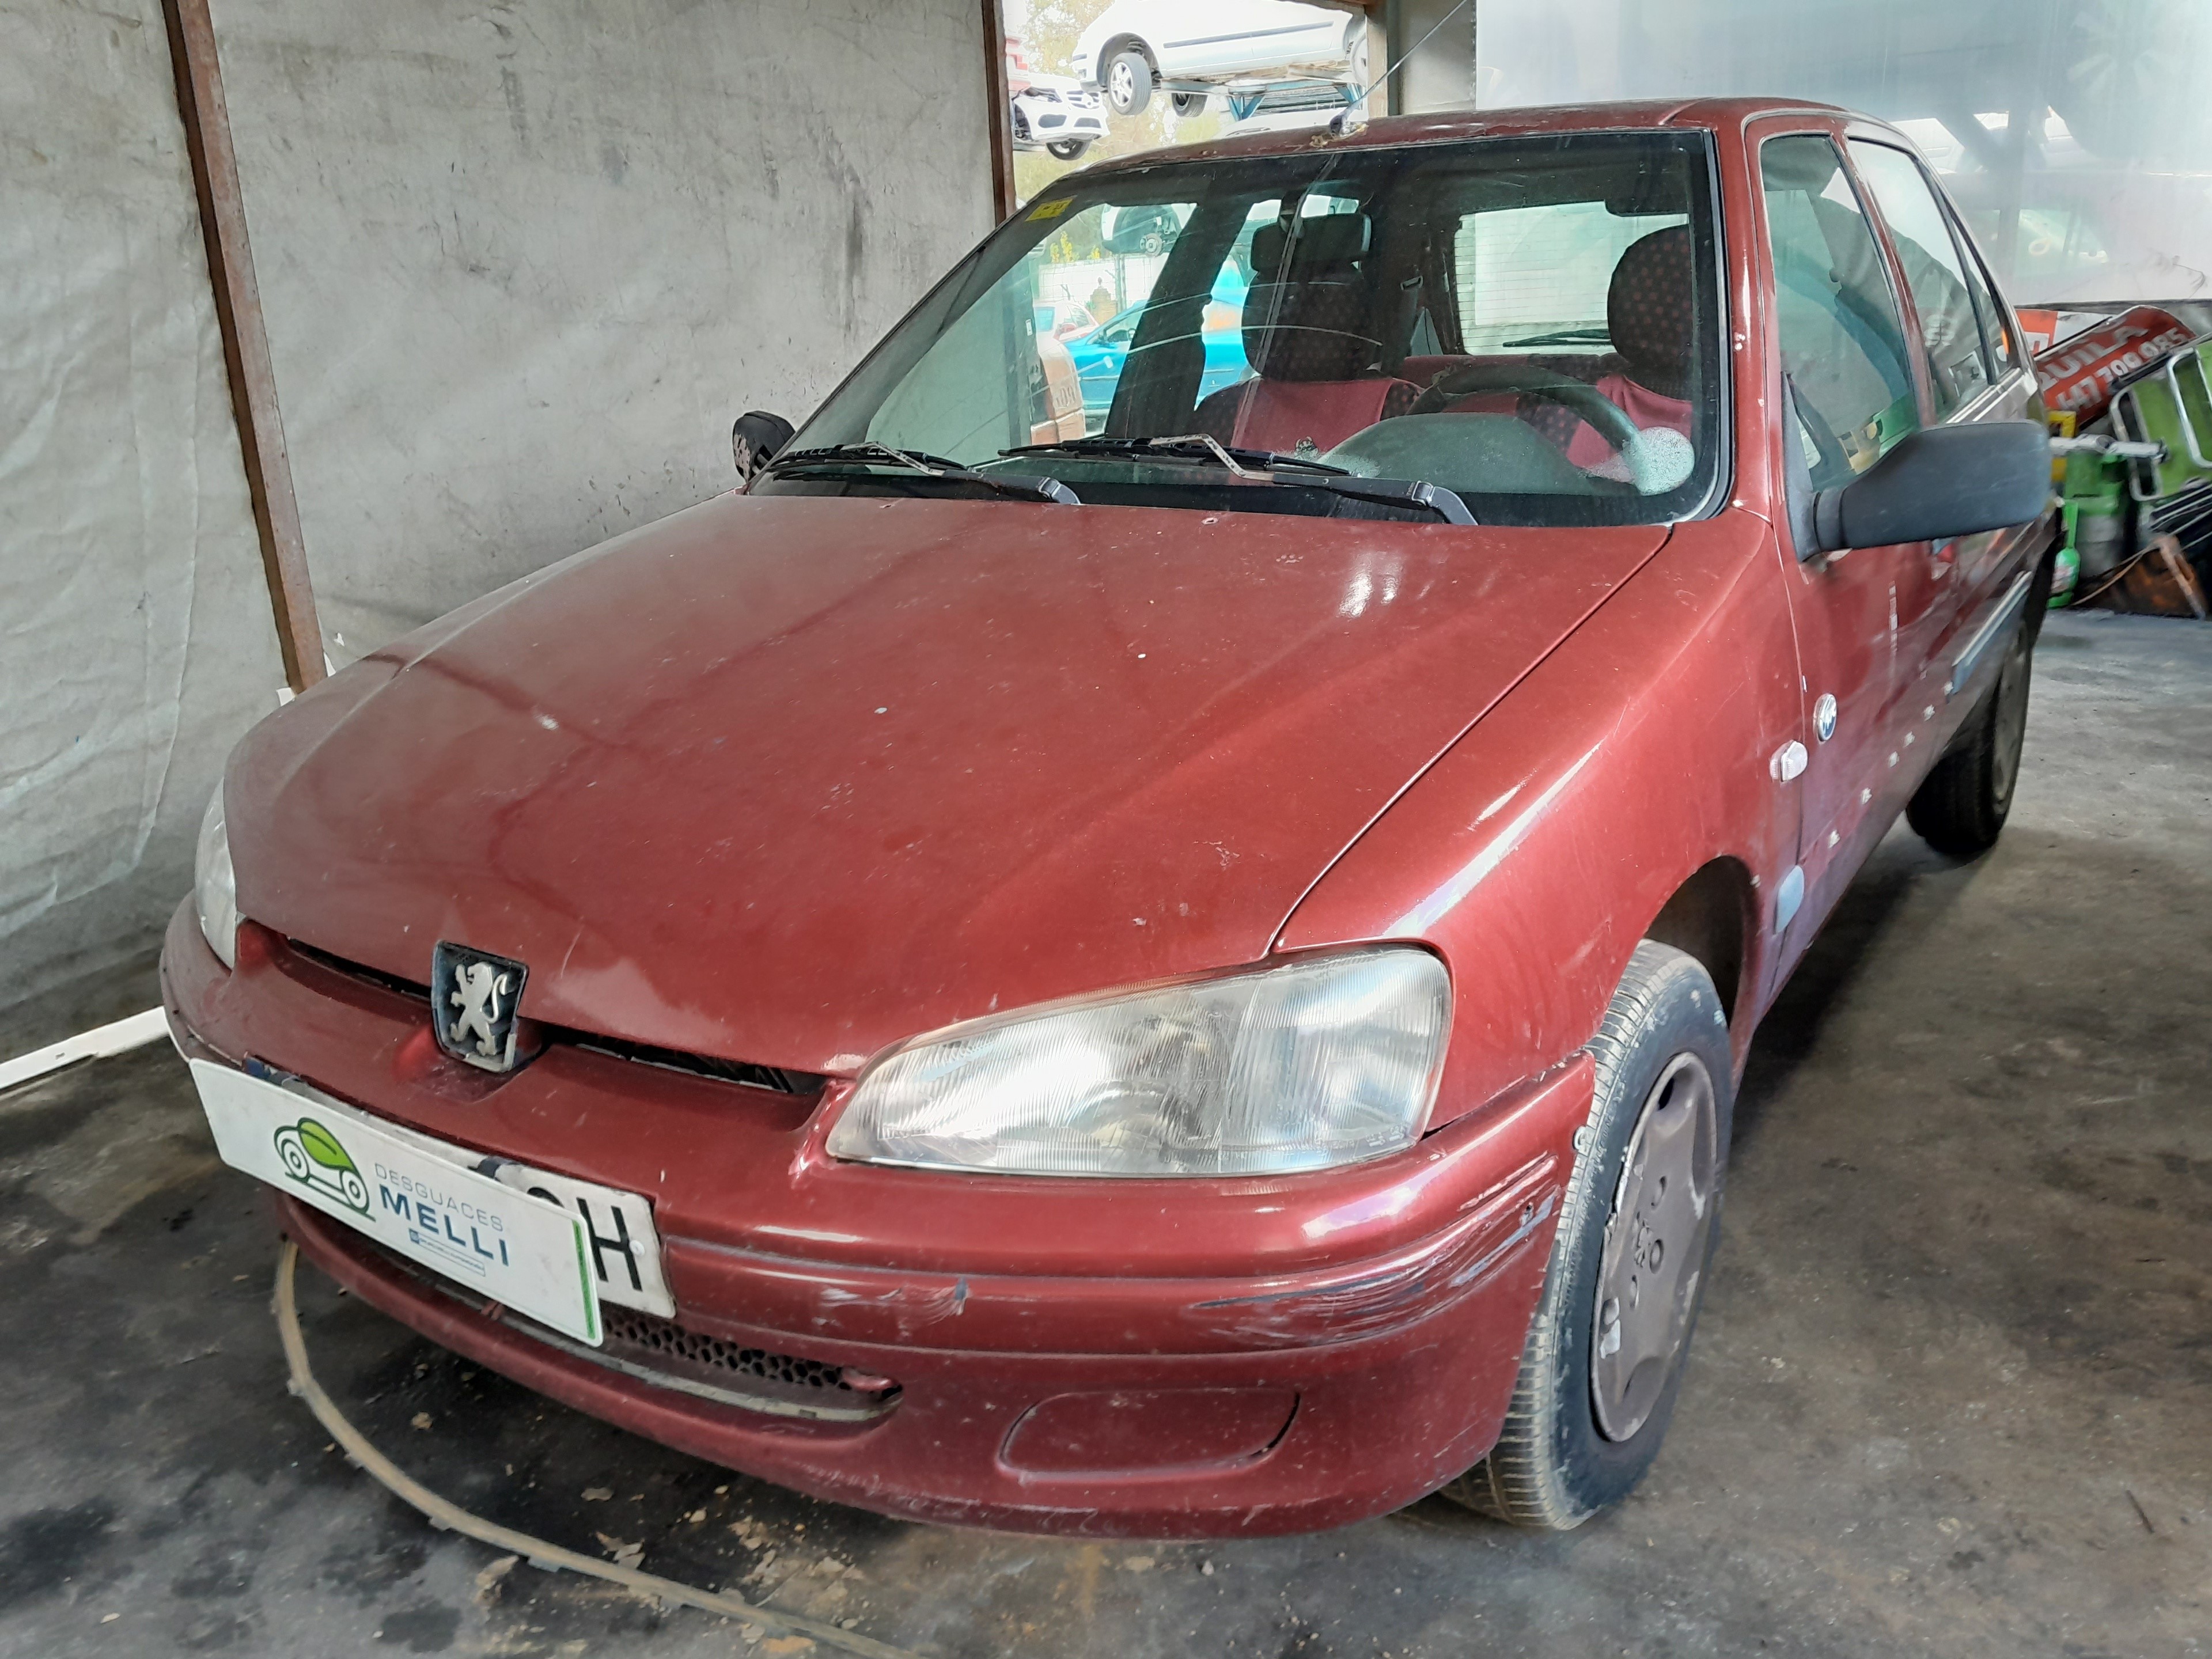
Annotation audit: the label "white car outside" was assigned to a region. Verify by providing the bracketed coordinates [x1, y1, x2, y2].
[1073, 0, 1363, 117]
[1011, 72, 1108, 160]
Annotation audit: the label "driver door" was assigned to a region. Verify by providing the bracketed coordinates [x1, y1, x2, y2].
[1754, 128, 1945, 938]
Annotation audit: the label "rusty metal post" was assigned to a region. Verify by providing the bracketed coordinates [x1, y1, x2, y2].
[161, 0, 325, 690]
[980, 0, 1017, 219]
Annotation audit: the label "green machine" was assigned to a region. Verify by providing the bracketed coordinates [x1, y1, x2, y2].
[2047, 354, 2197, 605]
[2046, 339, 2212, 607]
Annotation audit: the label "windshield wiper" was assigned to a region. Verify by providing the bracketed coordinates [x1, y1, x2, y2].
[1005, 433, 1351, 476]
[1501, 327, 1612, 349]
[764, 442, 1078, 503]
[1003, 434, 1474, 524]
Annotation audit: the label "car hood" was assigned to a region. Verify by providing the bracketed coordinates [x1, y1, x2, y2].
[232, 493, 1665, 1074]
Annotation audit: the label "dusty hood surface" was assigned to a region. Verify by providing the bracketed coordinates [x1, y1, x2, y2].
[232, 493, 1664, 1072]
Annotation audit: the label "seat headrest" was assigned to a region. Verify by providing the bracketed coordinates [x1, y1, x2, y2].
[1249, 213, 1368, 281]
[1607, 225, 1696, 401]
[1243, 214, 1377, 383]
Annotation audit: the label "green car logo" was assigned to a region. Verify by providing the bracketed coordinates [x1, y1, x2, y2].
[274, 1116, 372, 1214]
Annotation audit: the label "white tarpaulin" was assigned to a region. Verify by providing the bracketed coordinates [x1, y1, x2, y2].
[0, 0, 285, 1015]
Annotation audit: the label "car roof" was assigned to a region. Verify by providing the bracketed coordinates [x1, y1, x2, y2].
[1080, 96, 1893, 176]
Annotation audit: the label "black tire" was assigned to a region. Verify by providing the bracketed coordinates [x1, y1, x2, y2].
[1906, 557, 2051, 857]
[1046, 138, 1091, 161]
[1443, 941, 1733, 1529]
[1104, 48, 1153, 115]
[1171, 90, 1208, 117]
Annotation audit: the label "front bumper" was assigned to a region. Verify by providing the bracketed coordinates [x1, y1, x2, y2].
[162, 903, 1589, 1536]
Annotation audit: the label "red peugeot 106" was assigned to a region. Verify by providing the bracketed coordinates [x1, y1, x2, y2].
[166, 100, 2054, 1535]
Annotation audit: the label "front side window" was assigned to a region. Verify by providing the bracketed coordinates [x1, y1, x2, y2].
[1847, 141, 1995, 417]
[1760, 135, 1921, 493]
[763, 131, 1727, 528]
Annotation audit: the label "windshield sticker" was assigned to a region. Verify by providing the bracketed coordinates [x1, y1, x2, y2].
[1026, 196, 1075, 221]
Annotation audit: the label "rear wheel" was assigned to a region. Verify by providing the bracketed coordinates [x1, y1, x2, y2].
[1443, 942, 1732, 1529]
[1105, 48, 1153, 115]
[1907, 563, 2048, 855]
[1171, 90, 1208, 117]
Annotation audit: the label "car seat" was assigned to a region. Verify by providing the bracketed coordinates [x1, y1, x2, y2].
[1548, 225, 1698, 468]
[1192, 215, 1419, 454]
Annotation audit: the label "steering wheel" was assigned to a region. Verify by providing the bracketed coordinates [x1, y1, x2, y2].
[1409, 362, 1642, 456]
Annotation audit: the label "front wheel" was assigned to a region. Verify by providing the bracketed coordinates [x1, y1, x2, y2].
[1907, 606, 2038, 855]
[1046, 138, 1091, 161]
[1104, 49, 1152, 115]
[1443, 941, 1733, 1529]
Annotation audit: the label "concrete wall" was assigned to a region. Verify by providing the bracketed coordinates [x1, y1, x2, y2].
[215, 0, 999, 661]
[0, 0, 287, 1031]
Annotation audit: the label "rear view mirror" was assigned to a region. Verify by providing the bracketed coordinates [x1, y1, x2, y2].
[732, 410, 795, 486]
[1809, 421, 2051, 556]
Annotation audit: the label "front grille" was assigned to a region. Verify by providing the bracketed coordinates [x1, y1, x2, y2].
[337, 1229, 899, 1423]
[281, 935, 823, 1096]
[290, 938, 429, 1003]
[566, 1033, 820, 1097]
[602, 1306, 887, 1401]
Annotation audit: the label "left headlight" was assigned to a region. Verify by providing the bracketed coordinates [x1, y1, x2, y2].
[194, 780, 238, 968]
[827, 948, 1450, 1178]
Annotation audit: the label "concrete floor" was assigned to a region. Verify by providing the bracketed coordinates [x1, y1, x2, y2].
[1, 610, 2206, 1659]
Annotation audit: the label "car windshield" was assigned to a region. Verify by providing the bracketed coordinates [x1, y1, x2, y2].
[759, 131, 1725, 528]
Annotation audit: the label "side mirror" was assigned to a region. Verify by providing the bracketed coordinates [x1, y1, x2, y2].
[1808, 421, 2051, 556]
[732, 410, 795, 486]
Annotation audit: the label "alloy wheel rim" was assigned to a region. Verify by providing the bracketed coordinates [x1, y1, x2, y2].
[1109, 60, 1135, 105]
[1591, 1052, 1718, 1441]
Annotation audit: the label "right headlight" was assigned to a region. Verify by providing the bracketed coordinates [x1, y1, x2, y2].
[826, 948, 1450, 1177]
[194, 780, 238, 969]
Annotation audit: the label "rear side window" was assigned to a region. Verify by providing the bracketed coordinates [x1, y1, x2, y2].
[1760, 135, 1921, 491]
[1848, 141, 1994, 417]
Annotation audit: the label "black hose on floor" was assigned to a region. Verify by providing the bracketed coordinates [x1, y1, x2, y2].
[271, 1243, 918, 1659]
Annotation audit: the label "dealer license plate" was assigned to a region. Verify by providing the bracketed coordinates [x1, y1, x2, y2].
[190, 1059, 667, 1344]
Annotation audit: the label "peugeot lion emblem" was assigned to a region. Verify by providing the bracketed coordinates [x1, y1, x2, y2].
[431, 942, 530, 1073]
